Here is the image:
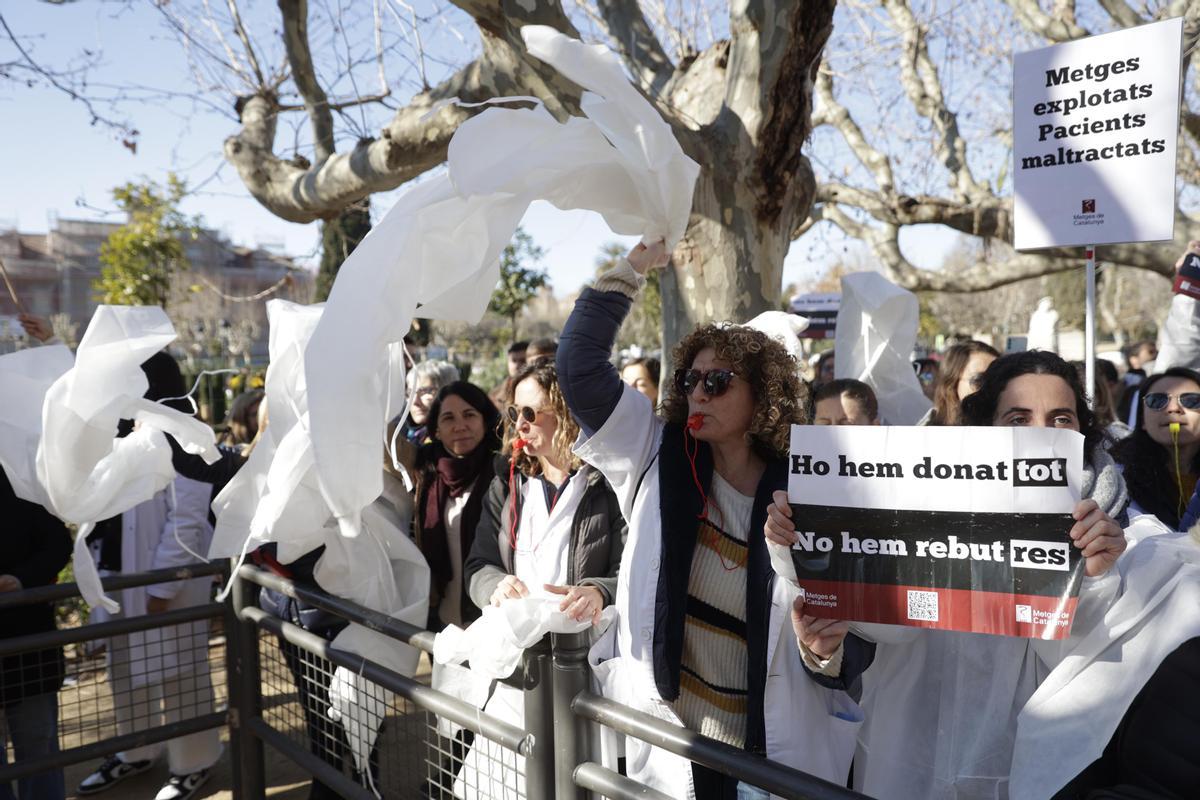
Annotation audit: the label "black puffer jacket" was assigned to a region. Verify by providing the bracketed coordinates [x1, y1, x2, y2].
[465, 460, 625, 610]
[0, 468, 72, 705]
[1053, 636, 1200, 799]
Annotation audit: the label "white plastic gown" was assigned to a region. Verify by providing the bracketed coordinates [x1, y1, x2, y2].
[847, 562, 1122, 799]
[0, 305, 218, 613]
[834, 273, 932, 426]
[285, 24, 698, 547]
[1010, 516, 1198, 799]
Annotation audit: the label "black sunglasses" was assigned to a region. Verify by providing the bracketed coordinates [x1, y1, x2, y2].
[506, 405, 552, 424]
[1143, 392, 1200, 411]
[674, 368, 736, 398]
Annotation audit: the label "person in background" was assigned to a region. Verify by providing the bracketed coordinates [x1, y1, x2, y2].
[78, 352, 222, 800]
[0, 467, 72, 800]
[1123, 340, 1158, 386]
[813, 349, 836, 389]
[525, 337, 557, 365]
[1112, 368, 1200, 530]
[220, 389, 264, 447]
[929, 341, 999, 426]
[1096, 359, 1122, 407]
[414, 382, 503, 631]
[488, 341, 529, 409]
[1071, 361, 1130, 447]
[812, 379, 880, 426]
[913, 358, 939, 401]
[620, 356, 661, 407]
[404, 360, 460, 445]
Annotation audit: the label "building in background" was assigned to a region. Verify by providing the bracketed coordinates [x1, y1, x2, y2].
[0, 217, 312, 358]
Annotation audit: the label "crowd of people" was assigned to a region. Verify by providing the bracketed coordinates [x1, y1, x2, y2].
[3, 240, 1200, 800]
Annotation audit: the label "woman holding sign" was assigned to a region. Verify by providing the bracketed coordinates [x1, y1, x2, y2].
[557, 242, 872, 800]
[766, 349, 1129, 800]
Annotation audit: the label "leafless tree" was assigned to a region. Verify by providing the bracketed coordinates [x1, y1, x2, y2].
[803, 0, 1200, 292]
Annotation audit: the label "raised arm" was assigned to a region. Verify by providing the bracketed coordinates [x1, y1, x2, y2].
[557, 242, 668, 436]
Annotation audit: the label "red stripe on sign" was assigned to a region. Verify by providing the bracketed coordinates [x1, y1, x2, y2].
[795, 580, 1080, 640]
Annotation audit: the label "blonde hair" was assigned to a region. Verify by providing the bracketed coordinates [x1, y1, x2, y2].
[504, 361, 582, 477]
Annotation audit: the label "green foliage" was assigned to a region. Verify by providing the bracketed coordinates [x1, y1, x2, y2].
[317, 202, 372, 301]
[489, 228, 547, 343]
[93, 173, 199, 308]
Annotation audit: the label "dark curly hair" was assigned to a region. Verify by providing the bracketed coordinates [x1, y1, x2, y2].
[960, 350, 1100, 461]
[1110, 368, 1200, 529]
[660, 323, 808, 461]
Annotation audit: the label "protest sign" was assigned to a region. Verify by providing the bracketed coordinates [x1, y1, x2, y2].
[1013, 17, 1183, 250]
[789, 292, 839, 339]
[787, 425, 1085, 639]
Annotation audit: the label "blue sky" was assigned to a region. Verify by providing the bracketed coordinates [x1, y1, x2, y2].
[1, 1, 957, 298]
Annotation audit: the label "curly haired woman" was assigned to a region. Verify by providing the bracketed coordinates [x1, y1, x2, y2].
[557, 242, 872, 800]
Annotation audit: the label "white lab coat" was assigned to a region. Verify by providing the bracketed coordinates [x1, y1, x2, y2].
[574, 386, 863, 799]
[91, 474, 216, 689]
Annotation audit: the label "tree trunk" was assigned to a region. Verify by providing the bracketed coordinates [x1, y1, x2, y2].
[316, 203, 371, 301]
[662, 169, 795, 353]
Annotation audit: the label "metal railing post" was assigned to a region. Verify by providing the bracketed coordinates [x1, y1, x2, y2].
[521, 636, 555, 800]
[227, 568, 266, 799]
[551, 631, 591, 800]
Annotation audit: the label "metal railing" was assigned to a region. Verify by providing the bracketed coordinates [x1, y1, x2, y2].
[0, 562, 229, 785]
[2, 561, 870, 799]
[229, 564, 871, 800]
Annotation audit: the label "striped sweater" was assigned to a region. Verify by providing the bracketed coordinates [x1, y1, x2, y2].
[672, 473, 755, 748]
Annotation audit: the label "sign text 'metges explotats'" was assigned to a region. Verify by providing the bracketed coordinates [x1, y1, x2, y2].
[786, 426, 1086, 639]
[1012, 17, 1183, 249]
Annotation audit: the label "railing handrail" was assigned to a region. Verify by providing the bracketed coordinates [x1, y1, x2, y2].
[570, 690, 869, 800]
[0, 601, 225, 657]
[238, 605, 535, 753]
[0, 562, 229, 610]
[237, 563, 436, 654]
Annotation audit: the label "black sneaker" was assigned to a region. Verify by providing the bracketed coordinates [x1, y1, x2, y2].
[154, 768, 210, 800]
[77, 755, 155, 795]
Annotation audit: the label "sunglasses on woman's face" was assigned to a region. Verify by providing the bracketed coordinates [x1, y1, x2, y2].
[674, 368, 736, 398]
[506, 405, 550, 425]
[1143, 392, 1200, 411]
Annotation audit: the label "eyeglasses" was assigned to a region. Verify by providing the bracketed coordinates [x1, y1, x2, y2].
[674, 368, 736, 398]
[506, 405, 553, 425]
[1143, 392, 1200, 411]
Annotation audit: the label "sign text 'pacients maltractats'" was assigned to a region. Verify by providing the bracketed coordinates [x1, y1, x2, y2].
[1013, 17, 1183, 250]
[786, 426, 1086, 639]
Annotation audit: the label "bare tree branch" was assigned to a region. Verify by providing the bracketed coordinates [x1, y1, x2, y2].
[593, 0, 674, 94]
[278, 0, 336, 160]
[1003, 0, 1089, 42]
[225, 0, 268, 86]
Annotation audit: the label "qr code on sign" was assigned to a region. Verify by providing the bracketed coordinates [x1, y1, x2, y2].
[907, 590, 939, 622]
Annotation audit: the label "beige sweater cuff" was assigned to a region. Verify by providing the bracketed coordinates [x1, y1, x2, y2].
[798, 638, 844, 677]
[593, 257, 646, 298]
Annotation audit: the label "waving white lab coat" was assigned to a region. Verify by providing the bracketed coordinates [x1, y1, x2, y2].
[574, 387, 863, 799]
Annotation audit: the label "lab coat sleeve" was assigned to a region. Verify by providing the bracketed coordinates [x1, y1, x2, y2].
[576, 484, 626, 605]
[465, 474, 510, 610]
[147, 475, 212, 600]
[1155, 293, 1200, 373]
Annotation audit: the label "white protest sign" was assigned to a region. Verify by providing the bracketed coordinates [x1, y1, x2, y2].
[1013, 17, 1183, 250]
[785, 425, 1086, 638]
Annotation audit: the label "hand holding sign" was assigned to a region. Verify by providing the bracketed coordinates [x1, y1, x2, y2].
[1068, 497, 1126, 577]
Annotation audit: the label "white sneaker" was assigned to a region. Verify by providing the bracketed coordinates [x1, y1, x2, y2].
[77, 755, 155, 795]
[154, 768, 210, 800]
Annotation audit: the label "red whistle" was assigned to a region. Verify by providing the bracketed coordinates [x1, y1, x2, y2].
[513, 438, 528, 451]
[686, 414, 704, 431]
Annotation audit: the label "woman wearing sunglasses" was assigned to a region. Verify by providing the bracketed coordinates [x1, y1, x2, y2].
[1112, 367, 1200, 530]
[556, 242, 871, 799]
[465, 360, 625, 625]
[766, 349, 1129, 799]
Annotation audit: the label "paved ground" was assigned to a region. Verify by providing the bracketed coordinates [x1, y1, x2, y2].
[55, 636, 437, 800]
